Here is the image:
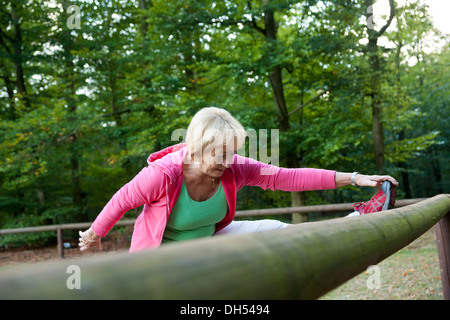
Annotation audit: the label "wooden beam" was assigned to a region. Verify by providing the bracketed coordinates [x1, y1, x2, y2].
[435, 212, 450, 299]
[57, 228, 64, 259]
[0, 195, 448, 300]
[0, 220, 136, 235]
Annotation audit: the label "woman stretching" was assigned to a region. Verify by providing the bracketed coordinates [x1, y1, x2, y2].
[79, 107, 397, 252]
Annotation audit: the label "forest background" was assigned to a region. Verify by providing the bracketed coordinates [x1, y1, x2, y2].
[0, 0, 448, 247]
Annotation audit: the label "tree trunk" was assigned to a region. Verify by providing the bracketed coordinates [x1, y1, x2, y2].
[139, 0, 150, 39]
[0, 62, 16, 120]
[263, 0, 289, 130]
[367, 35, 385, 169]
[431, 146, 443, 195]
[393, 36, 412, 198]
[63, 0, 83, 221]
[399, 130, 412, 198]
[108, 60, 123, 127]
[138, 0, 158, 119]
[365, 0, 395, 170]
[10, 2, 31, 110]
[263, 0, 305, 221]
[291, 191, 307, 223]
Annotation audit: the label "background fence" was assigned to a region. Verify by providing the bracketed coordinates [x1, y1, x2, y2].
[0, 198, 426, 259]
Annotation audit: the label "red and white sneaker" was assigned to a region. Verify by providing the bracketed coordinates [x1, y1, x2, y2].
[353, 181, 396, 214]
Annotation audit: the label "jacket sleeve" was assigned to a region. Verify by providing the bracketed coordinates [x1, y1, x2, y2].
[231, 154, 336, 192]
[91, 165, 166, 237]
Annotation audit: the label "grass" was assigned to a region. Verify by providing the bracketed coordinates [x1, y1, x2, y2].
[321, 228, 443, 300]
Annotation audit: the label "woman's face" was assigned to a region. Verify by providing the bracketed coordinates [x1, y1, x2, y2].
[193, 145, 237, 179]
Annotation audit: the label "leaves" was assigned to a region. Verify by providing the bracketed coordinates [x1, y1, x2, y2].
[0, 0, 448, 248]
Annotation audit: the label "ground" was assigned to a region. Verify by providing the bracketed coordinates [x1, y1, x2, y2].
[0, 240, 128, 271]
[321, 228, 444, 300]
[0, 227, 132, 272]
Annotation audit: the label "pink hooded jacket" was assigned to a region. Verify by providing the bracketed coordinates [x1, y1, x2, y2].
[91, 143, 337, 252]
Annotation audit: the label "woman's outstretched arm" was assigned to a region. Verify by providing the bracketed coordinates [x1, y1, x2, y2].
[334, 172, 398, 188]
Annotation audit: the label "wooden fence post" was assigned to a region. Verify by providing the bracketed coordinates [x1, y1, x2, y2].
[57, 228, 64, 259]
[435, 212, 450, 300]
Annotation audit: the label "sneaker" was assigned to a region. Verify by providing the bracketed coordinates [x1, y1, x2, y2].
[353, 181, 396, 214]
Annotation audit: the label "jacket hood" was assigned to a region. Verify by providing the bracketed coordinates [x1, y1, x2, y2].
[147, 143, 187, 183]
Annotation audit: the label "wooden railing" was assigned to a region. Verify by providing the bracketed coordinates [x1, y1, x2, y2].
[0, 195, 448, 300]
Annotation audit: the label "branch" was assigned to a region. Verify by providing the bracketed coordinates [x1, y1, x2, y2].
[0, 28, 12, 55]
[248, 19, 265, 35]
[0, 26, 12, 43]
[196, 73, 231, 87]
[100, 106, 155, 118]
[288, 89, 329, 116]
[246, 1, 266, 35]
[375, 0, 395, 38]
[100, 108, 131, 118]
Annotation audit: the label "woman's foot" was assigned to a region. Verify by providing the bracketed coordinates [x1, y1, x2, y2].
[353, 181, 396, 214]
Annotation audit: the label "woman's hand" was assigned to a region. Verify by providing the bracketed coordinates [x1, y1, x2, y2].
[354, 174, 398, 187]
[78, 227, 102, 251]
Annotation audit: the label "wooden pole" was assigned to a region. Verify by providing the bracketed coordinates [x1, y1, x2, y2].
[0, 219, 136, 235]
[0, 194, 448, 300]
[435, 212, 450, 300]
[57, 228, 64, 259]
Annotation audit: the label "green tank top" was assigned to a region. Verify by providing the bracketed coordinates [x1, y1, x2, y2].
[162, 179, 228, 243]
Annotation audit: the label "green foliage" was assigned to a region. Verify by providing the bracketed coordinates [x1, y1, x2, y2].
[0, 0, 448, 247]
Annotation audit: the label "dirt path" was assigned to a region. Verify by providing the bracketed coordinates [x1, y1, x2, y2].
[0, 239, 130, 272]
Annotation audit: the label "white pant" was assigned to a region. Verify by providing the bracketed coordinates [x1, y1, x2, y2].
[215, 212, 360, 236]
[214, 219, 289, 236]
[346, 211, 361, 217]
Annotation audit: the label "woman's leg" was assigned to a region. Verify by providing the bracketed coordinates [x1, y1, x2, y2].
[353, 181, 396, 214]
[346, 211, 361, 217]
[216, 181, 396, 235]
[214, 219, 289, 236]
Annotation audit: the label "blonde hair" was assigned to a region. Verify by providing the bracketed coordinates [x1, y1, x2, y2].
[185, 107, 246, 164]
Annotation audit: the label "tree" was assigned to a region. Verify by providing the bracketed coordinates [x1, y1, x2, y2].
[0, 0, 448, 248]
[364, 0, 395, 169]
